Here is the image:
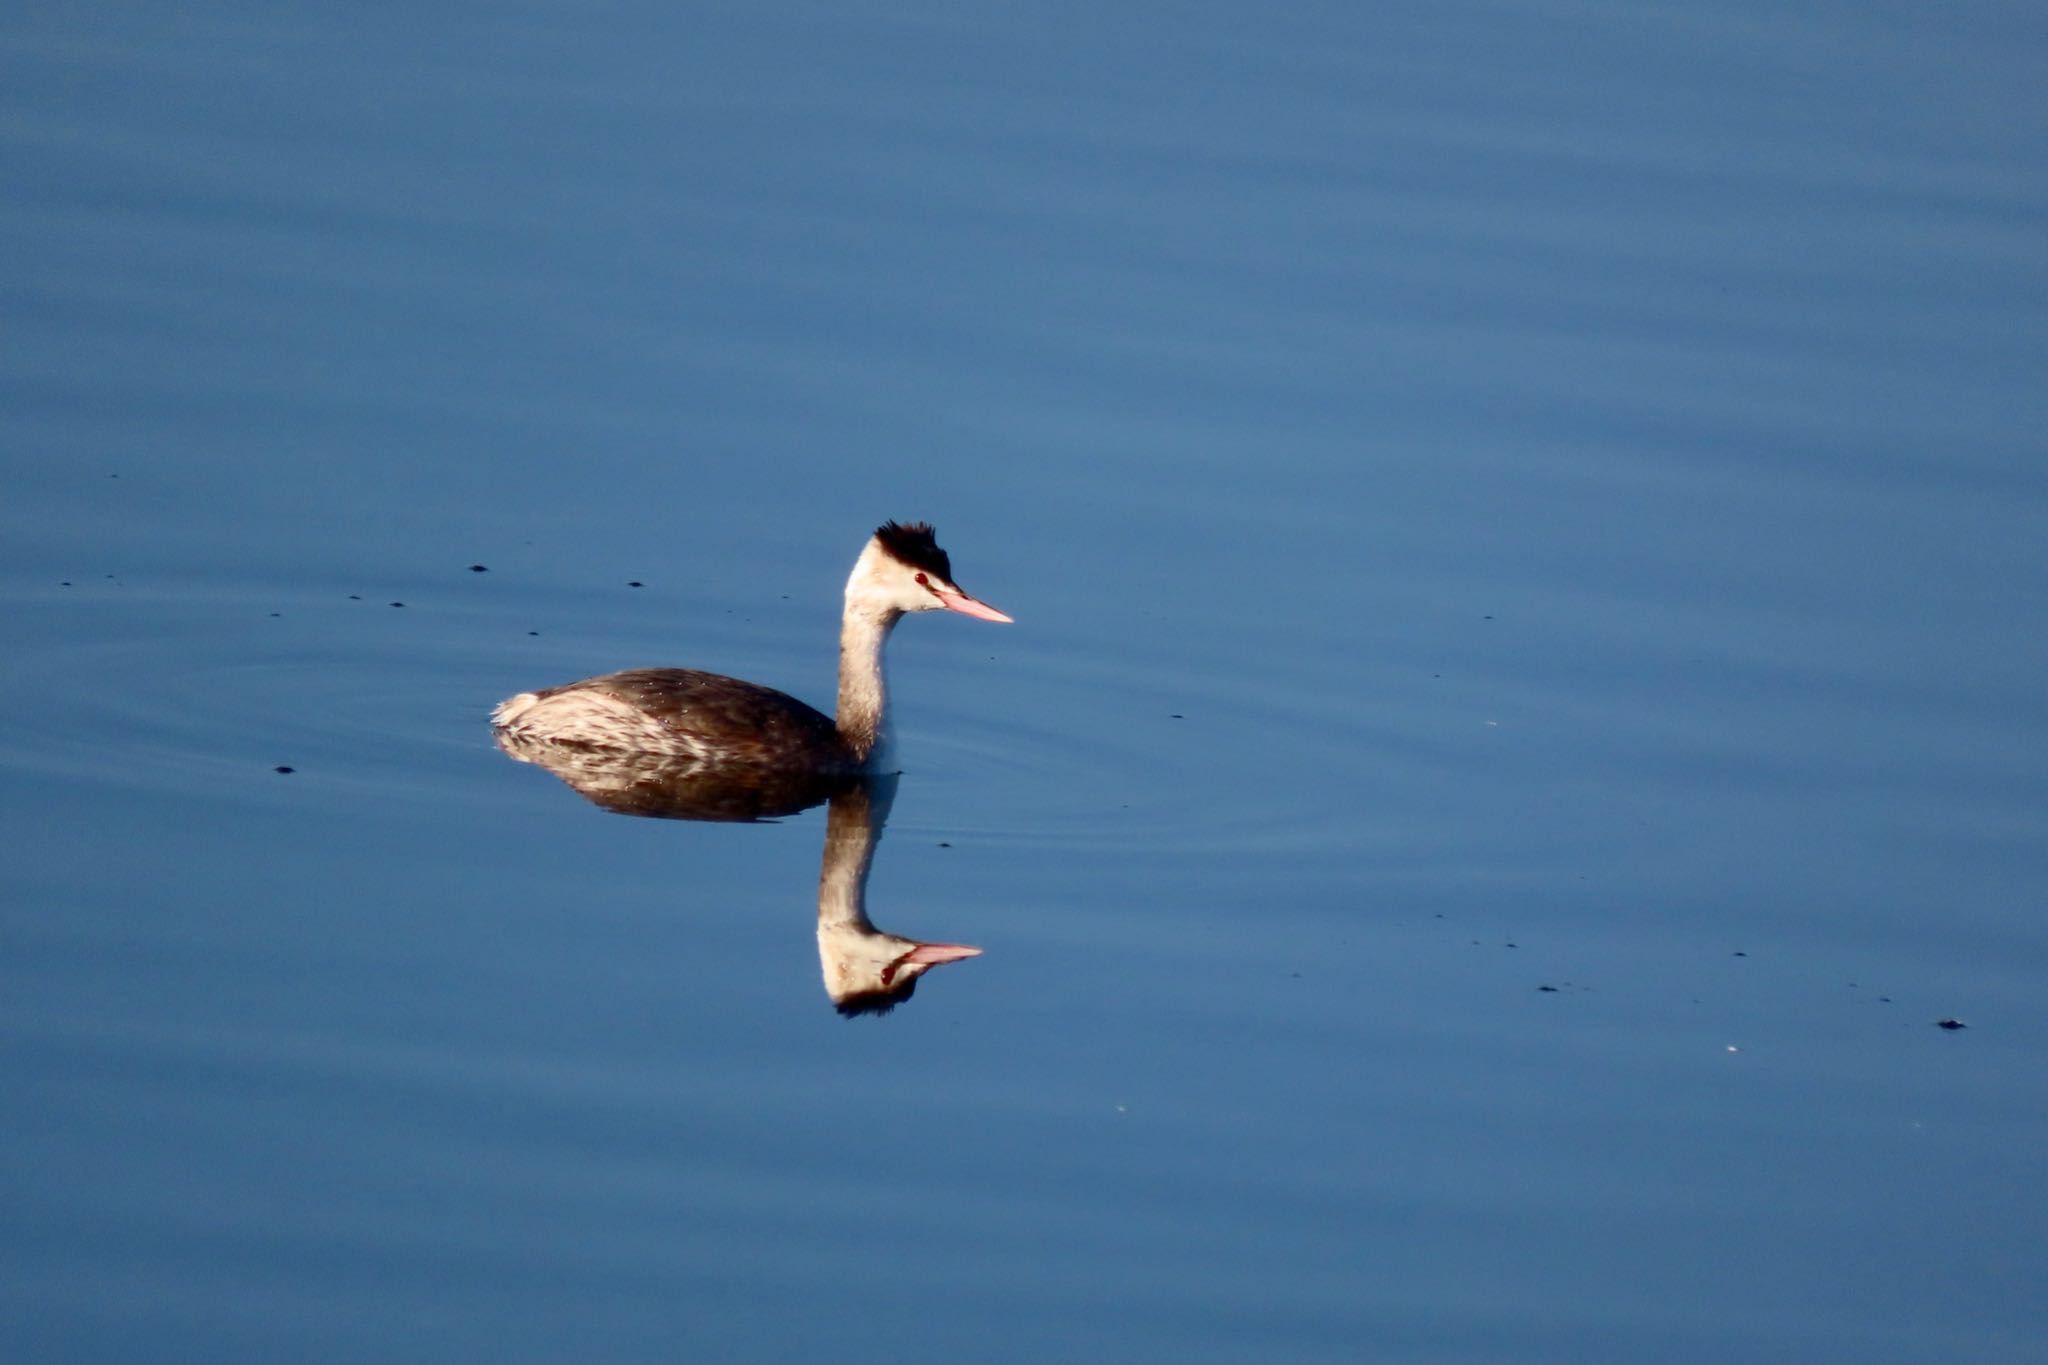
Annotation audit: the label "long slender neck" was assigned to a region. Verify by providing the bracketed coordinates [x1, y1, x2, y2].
[817, 778, 894, 932]
[835, 602, 902, 764]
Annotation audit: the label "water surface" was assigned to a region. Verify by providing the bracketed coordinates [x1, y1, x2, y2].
[3, 4, 2044, 1362]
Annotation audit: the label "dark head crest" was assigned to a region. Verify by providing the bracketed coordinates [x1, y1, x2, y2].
[834, 978, 920, 1018]
[873, 521, 953, 583]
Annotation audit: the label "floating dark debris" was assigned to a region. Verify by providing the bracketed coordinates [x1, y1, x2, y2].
[937, 841, 952, 848]
[468, 564, 488, 573]
[274, 765, 295, 774]
[389, 601, 404, 608]
[348, 594, 361, 600]
[1936, 1018, 1967, 1031]
[1537, 985, 1560, 993]
[627, 581, 644, 588]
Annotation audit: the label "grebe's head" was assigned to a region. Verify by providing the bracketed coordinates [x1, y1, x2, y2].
[820, 928, 983, 1017]
[846, 520, 1013, 622]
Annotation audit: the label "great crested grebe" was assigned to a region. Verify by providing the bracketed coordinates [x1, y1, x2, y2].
[490, 522, 1011, 771]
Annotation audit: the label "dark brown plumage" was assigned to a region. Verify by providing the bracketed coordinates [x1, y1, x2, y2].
[873, 520, 952, 582]
[491, 722, 855, 820]
[832, 974, 926, 1018]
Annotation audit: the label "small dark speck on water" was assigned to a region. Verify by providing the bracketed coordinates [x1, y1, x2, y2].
[1170, 714, 1184, 720]
[468, 564, 488, 573]
[60, 581, 72, 587]
[348, 594, 361, 600]
[389, 601, 405, 608]
[269, 612, 280, 618]
[1936, 1018, 1967, 1030]
[628, 581, 644, 588]
[1733, 950, 1748, 957]
[937, 841, 952, 848]
[527, 631, 539, 637]
[274, 766, 295, 774]
[1538, 985, 1560, 992]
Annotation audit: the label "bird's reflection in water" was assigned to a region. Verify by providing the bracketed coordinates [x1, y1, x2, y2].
[495, 732, 982, 1014]
[815, 772, 981, 1016]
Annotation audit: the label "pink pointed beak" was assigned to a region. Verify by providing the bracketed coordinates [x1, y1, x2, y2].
[902, 942, 984, 966]
[934, 589, 1013, 623]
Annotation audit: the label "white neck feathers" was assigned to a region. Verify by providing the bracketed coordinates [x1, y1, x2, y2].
[835, 603, 901, 765]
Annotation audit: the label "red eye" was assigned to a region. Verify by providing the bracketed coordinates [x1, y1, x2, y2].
[915, 572, 929, 585]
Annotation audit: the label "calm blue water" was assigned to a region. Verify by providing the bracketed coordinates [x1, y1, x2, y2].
[4, 4, 2045, 1362]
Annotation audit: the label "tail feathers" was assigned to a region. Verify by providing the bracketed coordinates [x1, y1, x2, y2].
[490, 692, 540, 728]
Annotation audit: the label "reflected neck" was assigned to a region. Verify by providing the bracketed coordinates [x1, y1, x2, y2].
[835, 604, 901, 766]
[818, 781, 887, 932]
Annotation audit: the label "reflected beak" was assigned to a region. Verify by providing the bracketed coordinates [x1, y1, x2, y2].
[934, 588, 1013, 623]
[902, 942, 984, 966]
